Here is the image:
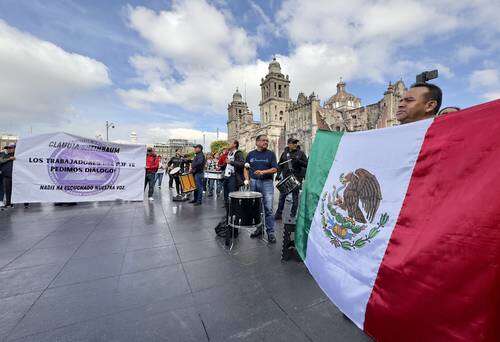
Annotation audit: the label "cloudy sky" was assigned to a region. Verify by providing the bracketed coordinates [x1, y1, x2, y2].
[1, 0, 499, 144]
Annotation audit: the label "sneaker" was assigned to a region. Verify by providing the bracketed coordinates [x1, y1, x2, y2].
[148, 197, 154, 201]
[250, 228, 263, 238]
[188, 200, 197, 204]
[193, 202, 202, 206]
[268, 234, 277, 244]
[24, 203, 30, 208]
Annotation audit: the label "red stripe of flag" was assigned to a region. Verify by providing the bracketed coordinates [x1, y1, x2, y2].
[364, 100, 500, 341]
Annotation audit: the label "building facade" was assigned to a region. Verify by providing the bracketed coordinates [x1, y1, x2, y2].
[154, 138, 194, 161]
[227, 58, 407, 156]
[0, 133, 18, 148]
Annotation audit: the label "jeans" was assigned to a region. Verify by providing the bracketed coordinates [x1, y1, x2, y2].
[193, 172, 204, 203]
[207, 178, 215, 195]
[216, 179, 223, 194]
[276, 188, 300, 217]
[144, 172, 156, 197]
[250, 178, 275, 234]
[155, 173, 164, 187]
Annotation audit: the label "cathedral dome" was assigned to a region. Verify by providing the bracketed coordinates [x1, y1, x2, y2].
[268, 57, 281, 74]
[325, 78, 361, 110]
[232, 88, 243, 102]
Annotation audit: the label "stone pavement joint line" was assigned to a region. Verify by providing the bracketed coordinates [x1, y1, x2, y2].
[0, 190, 372, 341]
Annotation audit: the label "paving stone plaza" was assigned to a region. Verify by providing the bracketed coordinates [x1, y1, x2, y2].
[0, 189, 371, 341]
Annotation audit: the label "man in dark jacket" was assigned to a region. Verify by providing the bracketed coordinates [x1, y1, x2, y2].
[190, 144, 206, 206]
[0, 144, 16, 209]
[167, 149, 183, 194]
[275, 138, 308, 220]
[223, 140, 245, 205]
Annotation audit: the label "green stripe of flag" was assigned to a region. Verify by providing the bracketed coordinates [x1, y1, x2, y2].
[296, 130, 343, 260]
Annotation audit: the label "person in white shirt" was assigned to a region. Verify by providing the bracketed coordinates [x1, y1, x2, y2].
[155, 158, 166, 188]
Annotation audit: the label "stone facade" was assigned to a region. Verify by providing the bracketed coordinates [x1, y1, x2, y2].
[154, 138, 194, 161]
[227, 59, 406, 156]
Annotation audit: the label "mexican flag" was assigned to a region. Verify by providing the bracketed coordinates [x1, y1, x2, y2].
[296, 100, 500, 341]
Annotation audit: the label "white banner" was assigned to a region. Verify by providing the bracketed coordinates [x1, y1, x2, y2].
[12, 132, 146, 203]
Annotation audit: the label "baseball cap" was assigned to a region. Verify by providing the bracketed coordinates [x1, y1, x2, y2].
[7, 143, 16, 148]
[193, 144, 203, 150]
[287, 138, 299, 144]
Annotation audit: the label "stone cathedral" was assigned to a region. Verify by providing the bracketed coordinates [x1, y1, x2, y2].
[227, 58, 406, 155]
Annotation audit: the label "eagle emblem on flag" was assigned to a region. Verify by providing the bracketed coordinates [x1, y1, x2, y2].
[321, 168, 389, 250]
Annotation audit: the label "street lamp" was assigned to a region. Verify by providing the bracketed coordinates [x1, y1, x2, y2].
[105, 121, 115, 141]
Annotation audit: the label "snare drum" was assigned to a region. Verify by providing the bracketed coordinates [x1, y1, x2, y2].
[228, 191, 263, 229]
[179, 173, 196, 193]
[204, 171, 223, 180]
[169, 166, 181, 176]
[276, 175, 300, 195]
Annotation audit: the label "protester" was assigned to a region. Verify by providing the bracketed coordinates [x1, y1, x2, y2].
[244, 135, 278, 243]
[0, 144, 16, 209]
[223, 140, 245, 205]
[189, 144, 206, 206]
[167, 149, 183, 194]
[396, 83, 442, 124]
[144, 147, 160, 201]
[0, 146, 6, 206]
[205, 153, 218, 197]
[275, 138, 308, 220]
[216, 148, 228, 196]
[437, 106, 460, 116]
[155, 157, 166, 188]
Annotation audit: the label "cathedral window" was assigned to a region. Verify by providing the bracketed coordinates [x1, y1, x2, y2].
[352, 115, 357, 119]
[278, 85, 282, 90]
[278, 91, 282, 97]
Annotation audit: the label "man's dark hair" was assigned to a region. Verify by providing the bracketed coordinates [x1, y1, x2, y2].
[255, 134, 267, 141]
[410, 82, 442, 115]
[233, 140, 239, 149]
[175, 148, 180, 152]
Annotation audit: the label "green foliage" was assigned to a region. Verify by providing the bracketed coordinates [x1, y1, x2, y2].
[210, 140, 230, 154]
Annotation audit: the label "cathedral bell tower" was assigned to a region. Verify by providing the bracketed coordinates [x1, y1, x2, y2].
[259, 58, 291, 126]
[227, 88, 251, 142]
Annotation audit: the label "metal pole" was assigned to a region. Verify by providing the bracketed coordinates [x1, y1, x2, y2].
[216, 128, 219, 139]
[106, 121, 109, 141]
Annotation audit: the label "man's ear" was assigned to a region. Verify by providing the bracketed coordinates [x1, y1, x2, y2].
[425, 100, 438, 115]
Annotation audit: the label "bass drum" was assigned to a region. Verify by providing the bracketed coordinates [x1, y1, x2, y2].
[228, 191, 263, 229]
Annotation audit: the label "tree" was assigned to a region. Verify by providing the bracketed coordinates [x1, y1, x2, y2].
[210, 140, 229, 154]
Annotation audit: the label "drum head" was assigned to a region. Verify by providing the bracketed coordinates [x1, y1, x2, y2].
[170, 167, 181, 175]
[229, 191, 262, 199]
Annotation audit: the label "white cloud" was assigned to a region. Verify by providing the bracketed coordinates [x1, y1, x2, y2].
[119, 0, 500, 115]
[470, 69, 499, 89]
[469, 68, 500, 101]
[0, 19, 111, 122]
[483, 91, 500, 101]
[127, 1, 256, 70]
[456, 46, 482, 64]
